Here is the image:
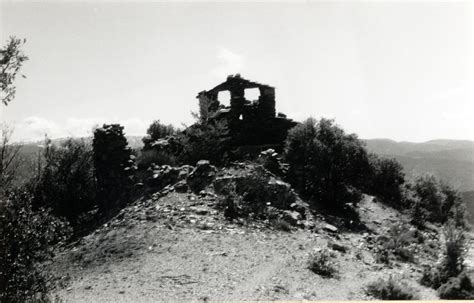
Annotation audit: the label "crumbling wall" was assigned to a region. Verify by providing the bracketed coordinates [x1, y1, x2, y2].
[196, 75, 297, 152]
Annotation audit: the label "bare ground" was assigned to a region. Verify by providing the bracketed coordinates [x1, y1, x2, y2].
[47, 193, 440, 301]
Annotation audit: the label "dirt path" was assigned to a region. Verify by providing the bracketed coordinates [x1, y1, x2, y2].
[48, 193, 439, 301]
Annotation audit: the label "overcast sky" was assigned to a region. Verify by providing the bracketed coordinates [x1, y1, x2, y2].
[1, 1, 473, 142]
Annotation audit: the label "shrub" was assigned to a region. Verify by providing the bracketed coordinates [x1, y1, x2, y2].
[441, 223, 466, 278]
[307, 248, 338, 278]
[0, 189, 70, 302]
[406, 175, 465, 225]
[179, 120, 231, 166]
[137, 148, 178, 168]
[367, 154, 405, 207]
[366, 276, 418, 300]
[437, 272, 474, 299]
[93, 124, 136, 215]
[271, 218, 292, 232]
[284, 118, 371, 210]
[142, 120, 177, 150]
[420, 223, 468, 291]
[32, 138, 96, 227]
[374, 222, 419, 264]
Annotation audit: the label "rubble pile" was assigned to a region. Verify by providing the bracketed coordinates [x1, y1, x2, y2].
[144, 164, 193, 192]
[213, 163, 314, 228]
[186, 160, 217, 193]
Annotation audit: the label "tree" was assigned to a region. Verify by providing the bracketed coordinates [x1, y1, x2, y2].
[0, 37, 28, 106]
[32, 138, 96, 227]
[93, 124, 135, 215]
[367, 154, 405, 207]
[142, 120, 177, 150]
[0, 124, 22, 192]
[284, 118, 371, 210]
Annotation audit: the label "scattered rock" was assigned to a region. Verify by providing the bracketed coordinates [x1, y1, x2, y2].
[328, 241, 348, 253]
[146, 164, 193, 192]
[193, 207, 209, 215]
[187, 160, 217, 193]
[282, 210, 301, 225]
[174, 180, 188, 193]
[322, 223, 338, 233]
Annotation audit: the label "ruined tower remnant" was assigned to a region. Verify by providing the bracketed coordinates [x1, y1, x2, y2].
[197, 74, 296, 151]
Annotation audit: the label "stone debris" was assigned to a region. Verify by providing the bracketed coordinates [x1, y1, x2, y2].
[322, 223, 338, 233]
[187, 160, 217, 193]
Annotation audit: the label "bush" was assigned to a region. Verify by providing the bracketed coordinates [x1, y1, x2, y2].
[307, 248, 338, 278]
[137, 148, 178, 168]
[367, 154, 405, 207]
[437, 272, 474, 299]
[366, 276, 418, 300]
[421, 222, 469, 293]
[179, 120, 231, 166]
[284, 118, 371, 210]
[142, 120, 177, 150]
[93, 124, 136, 215]
[374, 222, 419, 264]
[32, 138, 96, 227]
[442, 223, 466, 278]
[0, 189, 70, 302]
[406, 175, 465, 225]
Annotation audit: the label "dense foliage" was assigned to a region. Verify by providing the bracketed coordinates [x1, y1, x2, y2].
[406, 175, 467, 226]
[0, 189, 70, 302]
[284, 118, 371, 210]
[93, 124, 135, 215]
[178, 120, 230, 166]
[32, 138, 96, 227]
[367, 154, 405, 207]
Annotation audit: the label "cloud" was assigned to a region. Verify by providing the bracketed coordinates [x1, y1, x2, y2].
[17, 116, 64, 141]
[211, 46, 245, 78]
[10, 116, 150, 142]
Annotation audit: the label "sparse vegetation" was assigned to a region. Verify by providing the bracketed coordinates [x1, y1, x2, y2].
[307, 248, 338, 278]
[437, 272, 474, 299]
[420, 222, 473, 299]
[374, 222, 420, 264]
[366, 276, 418, 300]
[0, 36, 28, 105]
[0, 124, 22, 191]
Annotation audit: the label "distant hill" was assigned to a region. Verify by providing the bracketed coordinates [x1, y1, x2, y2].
[364, 139, 474, 191]
[364, 139, 474, 224]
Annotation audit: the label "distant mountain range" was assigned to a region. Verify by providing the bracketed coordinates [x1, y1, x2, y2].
[364, 139, 474, 191]
[364, 139, 474, 224]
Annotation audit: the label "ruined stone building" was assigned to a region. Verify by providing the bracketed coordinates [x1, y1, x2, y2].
[197, 74, 296, 151]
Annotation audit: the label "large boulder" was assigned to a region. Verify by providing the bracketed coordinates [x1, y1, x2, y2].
[186, 160, 217, 193]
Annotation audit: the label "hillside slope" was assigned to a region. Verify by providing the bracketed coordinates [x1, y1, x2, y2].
[47, 191, 439, 301]
[365, 139, 474, 224]
[364, 139, 474, 191]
